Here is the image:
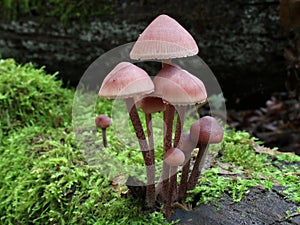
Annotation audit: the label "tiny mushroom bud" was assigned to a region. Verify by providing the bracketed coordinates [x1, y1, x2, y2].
[95, 114, 112, 147]
[95, 114, 112, 129]
[164, 148, 185, 167]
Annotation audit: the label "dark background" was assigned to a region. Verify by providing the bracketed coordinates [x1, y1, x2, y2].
[0, 0, 293, 109]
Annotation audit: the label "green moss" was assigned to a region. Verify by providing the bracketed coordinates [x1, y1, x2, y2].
[0, 125, 174, 224]
[0, 58, 73, 132]
[0, 58, 173, 224]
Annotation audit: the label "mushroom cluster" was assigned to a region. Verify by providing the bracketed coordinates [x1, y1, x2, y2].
[98, 14, 224, 218]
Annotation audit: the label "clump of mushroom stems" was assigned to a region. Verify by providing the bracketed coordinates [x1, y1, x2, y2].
[125, 97, 156, 209]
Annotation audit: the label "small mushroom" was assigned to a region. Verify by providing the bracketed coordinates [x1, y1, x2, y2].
[99, 62, 156, 208]
[95, 114, 112, 147]
[187, 116, 224, 192]
[163, 147, 185, 218]
[152, 64, 207, 207]
[164, 147, 185, 167]
[130, 14, 199, 61]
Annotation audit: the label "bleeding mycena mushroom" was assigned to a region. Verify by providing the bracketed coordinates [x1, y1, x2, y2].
[187, 116, 224, 192]
[95, 114, 112, 147]
[163, 147, 185, 218]
[98, 62, 156, 208]
[164, 147, 185, 167]
[130, 14, 199, 62]
[153, 64, 207, 213]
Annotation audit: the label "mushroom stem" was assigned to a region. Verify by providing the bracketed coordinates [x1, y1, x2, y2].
[165, 165, 177, 219]
[174, 106, 186, 147]
[145, 113, 155, 166]
[161, 104, 175, 199]
[125, 98, 155, 208]
[101, 128, 108, 147]
[186, 143, 208, 192]
[178, 156, 191, 201]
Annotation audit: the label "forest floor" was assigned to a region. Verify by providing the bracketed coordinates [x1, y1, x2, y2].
[170, 92, 300, 225]
[227, 92, 300, 155]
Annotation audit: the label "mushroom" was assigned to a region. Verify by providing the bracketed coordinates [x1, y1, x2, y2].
[98, 62, 156, 208]
[164, 148, 185, 167]
[187, 116, 224, 192]
[163, 147, 185, 218]
[95, 114, 112, 147]
[152, 64, 207, 205]
[129, 14, 202, 215]
[130, 14, 198, 61]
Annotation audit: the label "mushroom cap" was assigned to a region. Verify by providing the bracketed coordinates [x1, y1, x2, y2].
[99, 62, 154, 99]
[130, 14, 199, 60]
[152, 64, 207, 105]
[95, 114, 112, 129]
[190, 116, 224, 144]
[178, 132, 196, 153]
[135, 96, 166, 114]
[164, 148, 185, 166]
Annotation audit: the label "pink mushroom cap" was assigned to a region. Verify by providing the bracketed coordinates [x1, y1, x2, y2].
[130, 14, 199, 60]
[152, 64, 207, 105]
[95, 114, 112, 129]
[99, 62, 154, 99]
[164, 148, 185, 166]
[190, 116, 224, 144]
